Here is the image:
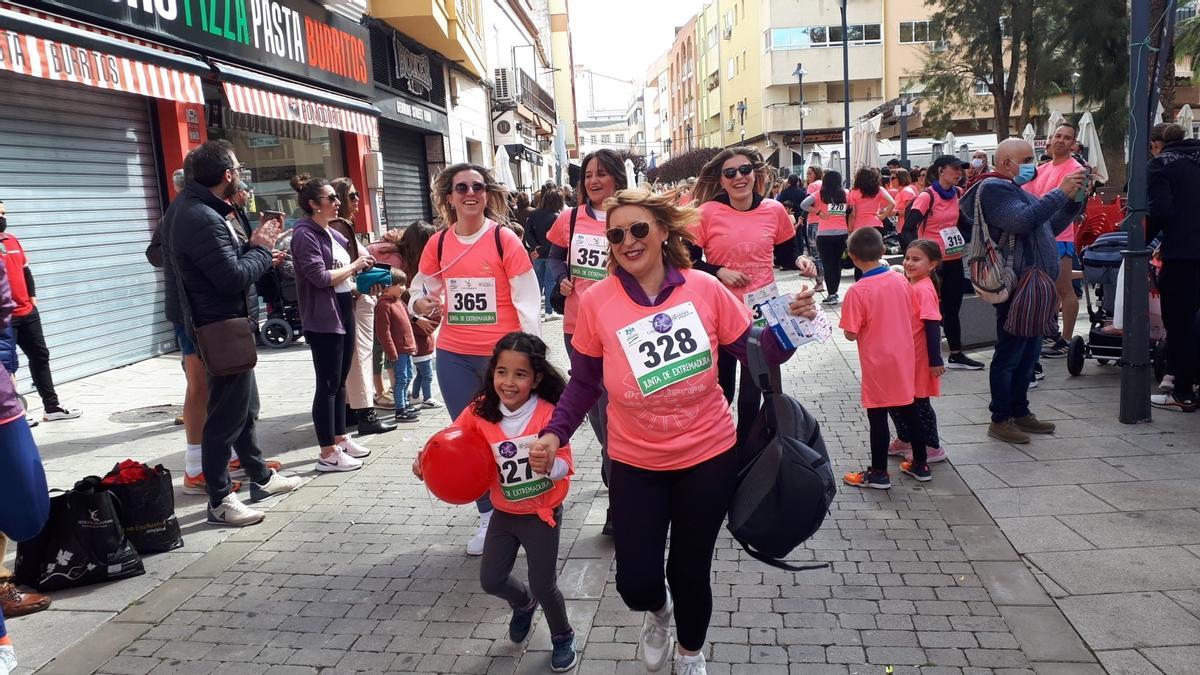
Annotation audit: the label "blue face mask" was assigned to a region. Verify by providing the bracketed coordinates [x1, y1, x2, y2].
[1014, 162, 1038, 185]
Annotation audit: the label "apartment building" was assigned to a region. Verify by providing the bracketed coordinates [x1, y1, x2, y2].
[645, 53, 672, 163]
[696, 2, 723, 149]
[667, 16, 701, 154]
[719, 0, 765, 148]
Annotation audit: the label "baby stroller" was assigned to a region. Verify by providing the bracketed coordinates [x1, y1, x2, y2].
[256, 232, 303, 349]
[1066, 231, 1166, 379]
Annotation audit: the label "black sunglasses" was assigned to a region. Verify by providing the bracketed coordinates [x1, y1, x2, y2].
[721, 163, 759, 179]
[348, 192, 360, 200]
[453, 181, 487, 195]
[316, 194, 341, 203]
[605, 221, 652, 245]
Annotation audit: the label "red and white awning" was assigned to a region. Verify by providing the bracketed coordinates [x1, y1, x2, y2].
[222, 82, 379, 140]
[0, 4, 204, 104]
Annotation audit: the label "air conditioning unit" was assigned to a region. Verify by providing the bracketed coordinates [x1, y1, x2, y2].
[493, 68, 515, 102]
[722, 26, 732, 39]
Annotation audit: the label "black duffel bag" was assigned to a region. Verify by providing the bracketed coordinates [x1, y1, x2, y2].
[727, 328, 837, 571]
[15, 478, 146, 591]
[101, 462, 184, 554]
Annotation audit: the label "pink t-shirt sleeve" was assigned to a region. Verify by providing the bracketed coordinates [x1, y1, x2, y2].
[709, 278, 753, 345]
[910, 190, 932, 215]
[417, 232, 441, 276]
[915, 279, 941, 321]
[839, 287, 863, 334]
[691, 203, 713, 248]
[771, 202, 794, 245]
[570, 286, 604, 357]
[547, 209, 572, 248]
[499, 226, 534, 277]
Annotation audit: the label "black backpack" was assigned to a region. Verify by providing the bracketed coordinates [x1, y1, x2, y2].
[727, 327, 837, 571]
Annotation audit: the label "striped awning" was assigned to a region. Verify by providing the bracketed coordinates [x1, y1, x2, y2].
[0, 3, 205, 104]
[222, 81, 379, 140]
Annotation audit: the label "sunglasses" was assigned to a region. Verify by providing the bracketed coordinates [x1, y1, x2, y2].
[605, 221, 652, 245]
[721, 163, 760, 179]
[348, 192, 360, 200]
[453, 181, 487, 195]
[316, 194, 341, 203]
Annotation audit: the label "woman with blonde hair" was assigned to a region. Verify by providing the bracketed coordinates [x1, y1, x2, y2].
[329, 177, 394, 436]
[531, 188, 817, 675]
[408, 163, 542, 555]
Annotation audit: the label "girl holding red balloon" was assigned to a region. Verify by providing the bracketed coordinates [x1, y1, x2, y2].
[413, 332, 578, 672]
[531, 189, 818, 675]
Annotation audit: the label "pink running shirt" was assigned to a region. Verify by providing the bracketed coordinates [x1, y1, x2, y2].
[839, 268, 918, 409]
[571, 269, 751, 471]
[547, 207, 608, 335]
[693, 199, 794, 295]
[847, 188, 892, 231]
[908, 188, 966, 261]
[1023, 157, 1083, 243]
[910, 276, 942, 399]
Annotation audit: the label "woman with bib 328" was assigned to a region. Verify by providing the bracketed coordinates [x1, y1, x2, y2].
[408, 164, 542, 556]
[531, 189, 817, 675]
[545, 149, 625, 535]
[687, 147, 814, 443]
[902, 155, 985, 371]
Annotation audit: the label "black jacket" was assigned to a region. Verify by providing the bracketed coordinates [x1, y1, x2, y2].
[525, 208, 558, 258]
[1147, 139, 1200, 260]
[162, 182, 271, 329]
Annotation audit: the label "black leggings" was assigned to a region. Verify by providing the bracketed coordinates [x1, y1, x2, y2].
[305, 292, 355, 447]
[889, 397, 941, 449]
[479, 508, 571, 636]
[610, 449, 739, 652]
[868, 405, 926, 471]
[717, 352, 762, 445]
[816, 234, 848, 295]
[940, 258, 965, 352]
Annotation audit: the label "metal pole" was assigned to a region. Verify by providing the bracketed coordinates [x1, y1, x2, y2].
[841, 1, 851, 184]
[1120, 0, 1153, 424]
[797, 64, 806, 173]
[899, 104, 909, 168]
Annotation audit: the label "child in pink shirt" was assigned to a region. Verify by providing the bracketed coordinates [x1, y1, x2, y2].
[839, 227, 931, 488]
[888, 240, 949, 465]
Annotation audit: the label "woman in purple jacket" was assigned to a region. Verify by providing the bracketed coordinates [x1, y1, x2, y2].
[0, 257, 50, 673]
[289, 174, 376, 472]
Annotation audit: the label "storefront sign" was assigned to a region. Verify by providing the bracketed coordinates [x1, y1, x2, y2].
[0, 24, 203, 103]
[392, 36, 430, 96]
[27, 0, 373, 97]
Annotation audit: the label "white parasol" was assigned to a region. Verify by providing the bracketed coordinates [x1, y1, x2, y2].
[1180, 104, 1195, 139]
[1076, 112, 1109, 184]
[1046, 110, 1066, 136]
[1022, 123, 1036, 144]
[624, 158, 636, 191]
[493, 145, 516, 189]
[942, 131, 956, 158]
[850, 117, 881, 173]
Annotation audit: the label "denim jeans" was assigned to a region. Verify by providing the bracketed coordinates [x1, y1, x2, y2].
[533, 257, 554, 313]
[411, 358, 434, 401]
[989, 300, 1042, 423]
[392, 354, 413, 413]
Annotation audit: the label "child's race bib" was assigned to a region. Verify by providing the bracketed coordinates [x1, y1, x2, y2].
[491, 434, 553, 501]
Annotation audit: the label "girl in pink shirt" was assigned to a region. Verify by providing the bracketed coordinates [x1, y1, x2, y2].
[847, 168, 896, 283]
[839, 228, 931, 489]
[888, 240, 949, 464]
[531, 189, 818, 674]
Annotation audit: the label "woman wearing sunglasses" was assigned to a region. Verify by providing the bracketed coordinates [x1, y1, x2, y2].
[328, 178, 395, 438]
[688, 147, 815, 444]
[408, 163, 542, 555]
[531, 189, 817, 675]
[543, 148, 626, 535]
[290, 174, 378, 473]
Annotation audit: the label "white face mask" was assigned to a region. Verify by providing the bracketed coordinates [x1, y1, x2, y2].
[971, 158, 984, 169]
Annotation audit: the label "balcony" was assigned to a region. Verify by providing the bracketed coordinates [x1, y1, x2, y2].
[765, 44, 883, 87]
[764, 99, 883, 134]
[518, 69, 556, 123]
[372, 0, 485, 77]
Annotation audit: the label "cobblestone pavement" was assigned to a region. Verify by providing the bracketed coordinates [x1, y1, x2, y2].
[10, 270, 1198, 674]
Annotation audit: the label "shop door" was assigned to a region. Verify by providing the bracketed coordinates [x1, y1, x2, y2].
[380, 124, 432, 227]
[0, 73, 172, 391]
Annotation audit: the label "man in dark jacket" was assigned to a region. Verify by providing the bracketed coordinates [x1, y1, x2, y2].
[1147, 124, 1200, 411]
[162, 140, 300, 527]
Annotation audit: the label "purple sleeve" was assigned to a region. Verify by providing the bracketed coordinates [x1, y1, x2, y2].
[0, 264, 22, 422]
[290, 228, 334, 288]
[0, 259, 14, 332]
[721, 325, 795, 366]
[542, 349, 605, 443]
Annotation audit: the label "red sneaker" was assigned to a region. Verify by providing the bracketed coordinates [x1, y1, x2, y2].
[229, 459, 283, 479]
[183, 472, 242, 496]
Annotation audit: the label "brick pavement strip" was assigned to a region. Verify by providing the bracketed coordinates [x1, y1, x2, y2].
[11, 272, 1163, 673]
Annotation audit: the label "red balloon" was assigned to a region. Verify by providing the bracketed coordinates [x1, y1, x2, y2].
[420, 426, 494, 505]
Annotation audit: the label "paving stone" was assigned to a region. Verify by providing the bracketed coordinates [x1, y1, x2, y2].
[1027, 547, 1200, 594]
[950, 525, 1020, 561]
[994, 516, 1096, 554]
[974, 485, 1117, 518]
[1094, 650, 1164, 675]
[998, 606, 1093, 663]
[982, 459, 1136, 487]
[1058, 592, 1200, 649]
[1055, 509, 1200, 548]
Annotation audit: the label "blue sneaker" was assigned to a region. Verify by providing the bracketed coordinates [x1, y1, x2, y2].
[551, 631, 578, 672]
[509, 599, 538, 643]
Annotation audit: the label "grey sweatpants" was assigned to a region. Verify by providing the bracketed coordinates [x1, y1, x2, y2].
[479, 507, 572, 636]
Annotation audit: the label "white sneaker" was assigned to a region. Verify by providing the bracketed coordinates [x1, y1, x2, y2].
[250, 469, 303, 502]
[316, 448, 363, 472]
[373, 392, 395, 409]
[1161, 374, 1176, 392]
[338, 437, 372, 458]
[466, 511, 492, 556]
[421, 397, 442, 409]
[206, 492, 265, 527]
[0, 645, 17, 675]
[673, 650, 707, 675]
[43, 406, 82, 421]
[640, 590, 674, 672]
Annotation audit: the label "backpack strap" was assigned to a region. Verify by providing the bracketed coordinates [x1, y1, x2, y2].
[438, 223, 505, 267]
[747, 327, 785, 431]
[494, 222, 504, 260]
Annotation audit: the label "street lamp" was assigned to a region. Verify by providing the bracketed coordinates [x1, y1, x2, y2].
[686, 123, 693, 150]
[837, 0, 851, 184]
[736, 100, 747, 146]
[793, 63, 807, 173]
[1071, 71, 1080, 114]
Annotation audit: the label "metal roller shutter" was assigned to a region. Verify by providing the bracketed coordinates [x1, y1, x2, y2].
[0, 72, 171, 391]
[380, 123, 432, 227]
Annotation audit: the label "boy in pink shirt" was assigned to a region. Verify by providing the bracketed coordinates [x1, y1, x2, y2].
[839, 228, 931, 488]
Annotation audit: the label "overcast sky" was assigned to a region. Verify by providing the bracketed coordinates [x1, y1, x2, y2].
[568, 0, 702, 84]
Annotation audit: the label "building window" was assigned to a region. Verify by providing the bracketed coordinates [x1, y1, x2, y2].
[600, 134, 610, 144]
[974, 79, 991, 96]
[707, 27, 717, 48]
[615, 133, 625, 144]
[768, 24, 882, 49]
[728, 58, 735, 79]
[899, 20, 941, 44]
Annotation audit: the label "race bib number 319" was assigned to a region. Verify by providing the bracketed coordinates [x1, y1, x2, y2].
[617, 301, 713, 396]
[447, 277, 497, 325]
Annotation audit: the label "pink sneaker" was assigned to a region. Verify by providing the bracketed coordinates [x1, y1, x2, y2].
[905, 445, 948, 464]
[887, 438, 911, 456]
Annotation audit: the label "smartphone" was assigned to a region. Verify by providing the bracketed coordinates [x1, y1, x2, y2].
[259, 210, 285, 221]
[1076, 167, 1091, 203]
[372, 262, 392, 271]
